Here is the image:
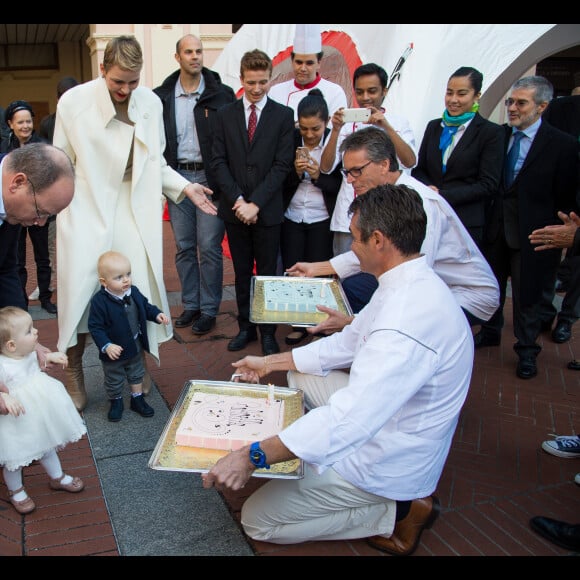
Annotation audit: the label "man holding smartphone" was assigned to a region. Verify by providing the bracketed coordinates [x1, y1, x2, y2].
[320, 63, 417, 257]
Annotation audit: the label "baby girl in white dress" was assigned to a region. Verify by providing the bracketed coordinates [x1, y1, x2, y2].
[0, 306, 87, 514]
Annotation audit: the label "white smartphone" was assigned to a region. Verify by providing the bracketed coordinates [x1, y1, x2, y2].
[341, 108, 371, 123]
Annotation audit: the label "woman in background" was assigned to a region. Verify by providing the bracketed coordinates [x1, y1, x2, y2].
[281, 89, 342, 345]
[2, 100, 57, 315]
[412, 66, 504, 249]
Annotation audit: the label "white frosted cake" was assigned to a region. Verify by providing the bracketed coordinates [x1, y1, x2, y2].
[263, 279, 338, 313]
[175, 391, 285, 451]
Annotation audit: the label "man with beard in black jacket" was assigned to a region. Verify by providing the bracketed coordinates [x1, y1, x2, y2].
[154, 34, 236, 336]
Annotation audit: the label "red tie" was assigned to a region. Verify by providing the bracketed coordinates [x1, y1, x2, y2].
[248, 104, 257, 143]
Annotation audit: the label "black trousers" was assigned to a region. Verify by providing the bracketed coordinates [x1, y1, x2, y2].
[280, 217, 333, 270]
[18, 224, 52, 303]
[481, 230, 560, 358]
[558, 255, 580, 324]
[225, 221, 281, 334]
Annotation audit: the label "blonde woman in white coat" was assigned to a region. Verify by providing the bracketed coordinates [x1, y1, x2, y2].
[53, 36, 216, 411]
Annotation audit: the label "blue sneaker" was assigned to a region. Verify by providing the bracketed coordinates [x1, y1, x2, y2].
[541, 435, 580, 458]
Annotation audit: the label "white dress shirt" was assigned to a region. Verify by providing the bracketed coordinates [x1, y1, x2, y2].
[284, 139, 329, 224]
[329, 111, 417, 233]
[330, 172, 500, 322]
[269, 76, 347, 125]
[281, 256, 474, 500]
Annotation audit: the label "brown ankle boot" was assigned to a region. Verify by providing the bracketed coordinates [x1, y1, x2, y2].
[367, 496, 440, 556]
[65, 333, 88, 411]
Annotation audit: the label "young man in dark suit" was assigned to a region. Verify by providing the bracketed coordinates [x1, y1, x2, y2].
[474, 76, 579, 380]
[210, 49, 295, 355]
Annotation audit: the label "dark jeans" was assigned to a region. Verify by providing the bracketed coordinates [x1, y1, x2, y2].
[341, 273, 378, 314]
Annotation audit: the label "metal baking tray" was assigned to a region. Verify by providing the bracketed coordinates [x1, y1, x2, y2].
[148, 379, 304, 479]
[250, 275, 353, 326]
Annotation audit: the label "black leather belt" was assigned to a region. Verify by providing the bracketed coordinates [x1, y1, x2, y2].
[177, 161, 204, 171]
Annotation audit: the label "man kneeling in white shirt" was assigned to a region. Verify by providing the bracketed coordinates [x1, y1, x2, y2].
[202, 183, 474, 556]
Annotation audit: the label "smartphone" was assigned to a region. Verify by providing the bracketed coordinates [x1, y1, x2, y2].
[341, 108, 371, 123]
[296, 147, 310, 160]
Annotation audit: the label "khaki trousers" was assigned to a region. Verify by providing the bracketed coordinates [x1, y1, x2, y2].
[239, 370, 396, 544]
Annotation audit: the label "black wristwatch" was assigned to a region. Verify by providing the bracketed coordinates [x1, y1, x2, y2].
[249, 441, 270, 469]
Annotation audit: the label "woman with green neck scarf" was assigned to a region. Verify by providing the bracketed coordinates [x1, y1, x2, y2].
[412, 66, 504, 249]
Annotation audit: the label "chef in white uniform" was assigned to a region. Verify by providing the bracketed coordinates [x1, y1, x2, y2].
[269, 24, 348, 126]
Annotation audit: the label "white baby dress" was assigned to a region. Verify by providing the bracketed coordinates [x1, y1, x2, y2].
[0, 352, 87, 471]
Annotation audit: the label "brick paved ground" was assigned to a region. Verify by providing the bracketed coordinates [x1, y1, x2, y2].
[1, 221, 578, 557]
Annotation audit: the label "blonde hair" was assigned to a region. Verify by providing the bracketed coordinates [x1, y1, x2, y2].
[103, 35, 143, 73]
[97, 250, 130, 279]
[0, 306, 28, 352]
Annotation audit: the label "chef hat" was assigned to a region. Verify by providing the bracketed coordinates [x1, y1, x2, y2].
[293, 24, 321, 54]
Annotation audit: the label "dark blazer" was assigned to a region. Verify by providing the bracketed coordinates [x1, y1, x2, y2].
[487, 121, 578, 305]
[0, 152, 26, 309]
[154, 67, 236, 199]
[572, 227, 580, 258]
[412, 112, 504, 232]
[88, 285, 162, 363]
[543, 94, 580, 204]
[211, 97, 295, 226]
[282, 127, 343, 218]
[0, 222, 26, 309]
[543, 95, 580, 140]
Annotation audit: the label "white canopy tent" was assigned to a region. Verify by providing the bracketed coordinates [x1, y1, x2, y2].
[213, 24, 580, 145]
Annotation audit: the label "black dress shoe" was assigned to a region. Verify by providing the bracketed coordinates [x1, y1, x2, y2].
[473, 331, 501, 349]
[227, 329, 258, 351]
[261, 334, 280, 356]
[174, 309, 200, 328]
[40, 300, 57, 315]
[516, 356, 537, 379]
[285, 327, 308, 345]
[552, 320, 572, 344]
[192, 314, 216, 335]
[530, 516, 580, 551]
[567, 360, 580, 371]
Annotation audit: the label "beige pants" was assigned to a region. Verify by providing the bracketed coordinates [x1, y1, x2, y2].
[239, 370, 396, 544]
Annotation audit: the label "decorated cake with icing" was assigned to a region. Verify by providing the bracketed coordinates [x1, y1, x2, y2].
[175, 391, 285, 451]
[263, 279, 338, 312]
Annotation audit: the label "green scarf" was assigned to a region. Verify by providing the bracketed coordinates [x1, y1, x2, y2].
[439, 102, 479, 156]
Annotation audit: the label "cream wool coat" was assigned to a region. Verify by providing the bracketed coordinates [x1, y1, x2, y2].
[53, 76, 189, 361]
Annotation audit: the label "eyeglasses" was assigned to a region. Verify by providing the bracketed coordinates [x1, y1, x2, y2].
[341, 160, 372, 179]
[504, 98, 531, 108]
[27, 177, 52, 221]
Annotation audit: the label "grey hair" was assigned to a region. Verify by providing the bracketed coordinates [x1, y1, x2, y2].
[511, 75, 553, 104]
